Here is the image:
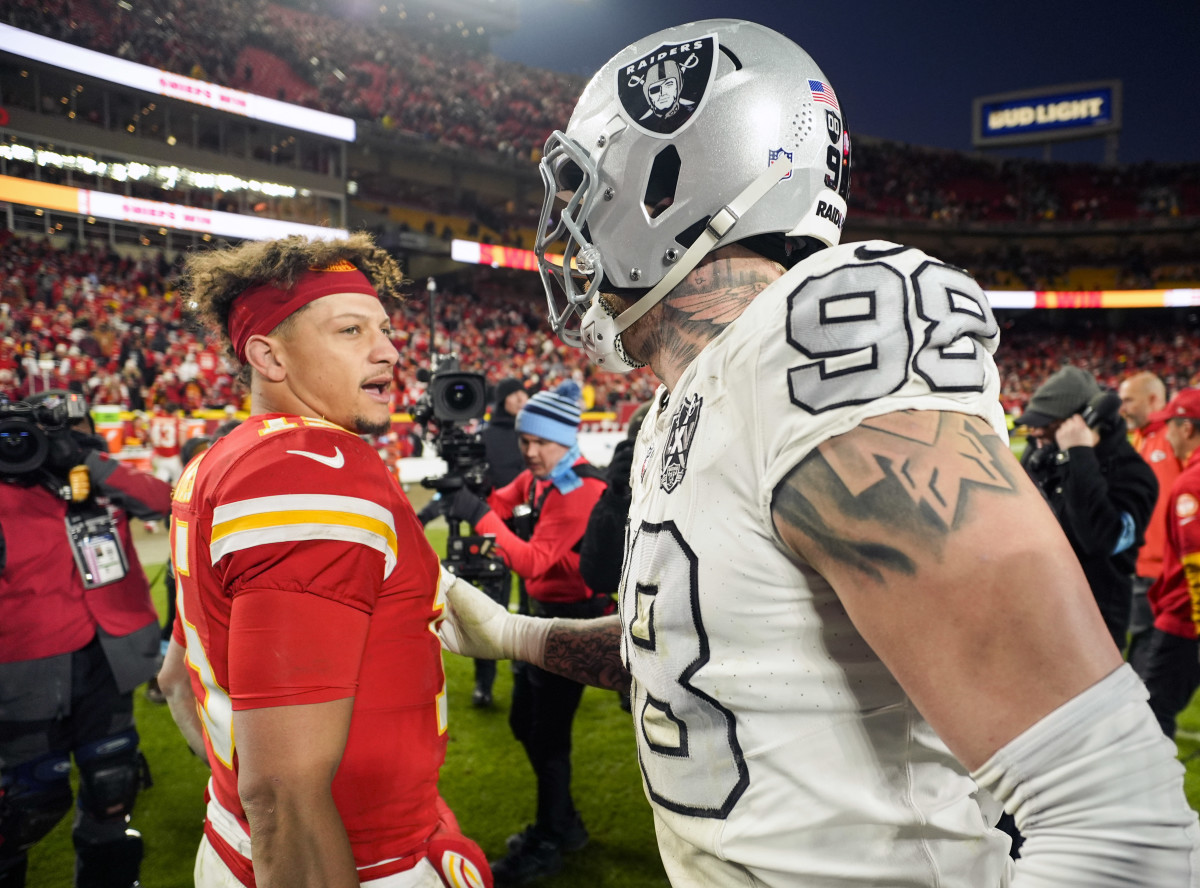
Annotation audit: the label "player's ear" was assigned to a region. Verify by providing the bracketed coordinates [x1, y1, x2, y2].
[245, 335, 287, 383]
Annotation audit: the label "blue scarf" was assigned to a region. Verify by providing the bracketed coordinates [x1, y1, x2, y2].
[547, 442, 583, 494]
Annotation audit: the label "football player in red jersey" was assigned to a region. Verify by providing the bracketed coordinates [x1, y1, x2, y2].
[157, 233, 490, 888]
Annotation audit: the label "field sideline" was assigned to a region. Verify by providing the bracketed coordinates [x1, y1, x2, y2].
[25, 524, 1200, 887]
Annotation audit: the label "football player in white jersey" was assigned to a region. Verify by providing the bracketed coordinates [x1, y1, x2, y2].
[437, 19, 1200, 887]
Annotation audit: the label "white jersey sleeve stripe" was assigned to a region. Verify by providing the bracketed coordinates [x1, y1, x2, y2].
[211, 523, 398, 578]
[211, 521, 398, 579]
[214, 493, 395, 527]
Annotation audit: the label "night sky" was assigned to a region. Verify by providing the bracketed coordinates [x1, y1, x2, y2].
[488, 0, 1199, 166]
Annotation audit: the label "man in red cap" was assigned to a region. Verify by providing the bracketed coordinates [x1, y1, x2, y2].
[1136, 387, 1200, 736]
[157, 234, 490, 888]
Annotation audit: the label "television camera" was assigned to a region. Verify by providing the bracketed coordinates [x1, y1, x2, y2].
[412, 358, 511, 594]
[0, 392, 91, 484]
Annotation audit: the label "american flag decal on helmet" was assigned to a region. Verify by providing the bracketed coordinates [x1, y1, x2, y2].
[808, 79, 840, 111]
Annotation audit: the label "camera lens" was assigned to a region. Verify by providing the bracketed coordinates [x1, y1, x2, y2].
[431, 372, 487, 423]
[444, 382, 478, 414]
[0, 418, 50, 476]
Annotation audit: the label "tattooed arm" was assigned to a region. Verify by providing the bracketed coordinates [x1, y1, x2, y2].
[544, 615, 630, 692]
[771, 409, 1121, 769]
[438, 573, 630, 691]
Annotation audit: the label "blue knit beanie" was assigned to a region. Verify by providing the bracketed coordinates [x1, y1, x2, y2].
[516, 391, 581, 446]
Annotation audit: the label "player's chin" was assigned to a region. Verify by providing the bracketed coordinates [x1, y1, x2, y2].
[353, 412, 392, 436]
[349, 398, 393, 436]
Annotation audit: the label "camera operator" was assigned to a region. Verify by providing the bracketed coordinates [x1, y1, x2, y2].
[442, 390, 607, 885]
[0, 390, 170, 888]
[1017, 366, 1158, 649]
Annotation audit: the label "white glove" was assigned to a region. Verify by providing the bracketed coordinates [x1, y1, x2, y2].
[437, 569, 553, 664]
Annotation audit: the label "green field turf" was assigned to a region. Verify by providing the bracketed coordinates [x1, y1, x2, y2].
[25, 521, 1200, 887]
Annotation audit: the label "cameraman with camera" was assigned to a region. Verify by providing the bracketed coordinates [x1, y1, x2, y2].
[1017, 366, 1158, 650]
[0, 390, 170, 888]
[442, 389, 607, 886]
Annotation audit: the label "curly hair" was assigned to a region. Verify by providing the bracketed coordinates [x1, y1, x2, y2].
[181, 232, 407, 364]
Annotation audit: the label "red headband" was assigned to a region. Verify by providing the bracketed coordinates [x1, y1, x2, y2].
[228, 260, 379, 362]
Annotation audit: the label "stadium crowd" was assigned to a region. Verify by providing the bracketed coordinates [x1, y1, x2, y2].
[2, 232, 1199, 422]
[4, 0, 1200, 227]
[0, 231, 662, 416]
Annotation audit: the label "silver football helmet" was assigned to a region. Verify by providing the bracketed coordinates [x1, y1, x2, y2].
[535, 19, 852, 372]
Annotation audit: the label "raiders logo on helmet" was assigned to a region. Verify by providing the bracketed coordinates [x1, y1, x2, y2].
[617, 34, 717, 137]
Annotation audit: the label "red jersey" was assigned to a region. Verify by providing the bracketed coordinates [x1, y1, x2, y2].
[1147, 448, 1200, 639]
[170, 415, 447, 885]
[1132, 421, 1183, 579]
[149, 412, 183, 459]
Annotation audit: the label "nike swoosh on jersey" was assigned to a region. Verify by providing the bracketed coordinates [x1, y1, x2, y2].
[286, 447, 345, 469]
[854, 244, 913, 261]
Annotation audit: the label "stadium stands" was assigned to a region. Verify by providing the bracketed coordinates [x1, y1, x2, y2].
[2, 232, 1198, 425]
[6, 0, 1198, 231]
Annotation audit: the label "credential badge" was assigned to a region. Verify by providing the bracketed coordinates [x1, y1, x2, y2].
[660, 394, 703, 493]
[618, 34, 717, 137]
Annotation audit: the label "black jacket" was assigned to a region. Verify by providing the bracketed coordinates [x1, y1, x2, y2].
[579, 438, 635, 597]
[1022, 422, 1158, 648]
[480, 415, 524, 490]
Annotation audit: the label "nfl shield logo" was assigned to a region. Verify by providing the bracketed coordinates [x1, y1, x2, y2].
[769, 147, 793, 180]
[617, 34, 718, 137]
[660, 394, 703, 494]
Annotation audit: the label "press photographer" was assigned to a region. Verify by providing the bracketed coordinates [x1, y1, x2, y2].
[439, 389, 608, 883]
[0, 390, 171, 888]
[1018, 365, 1158, 649]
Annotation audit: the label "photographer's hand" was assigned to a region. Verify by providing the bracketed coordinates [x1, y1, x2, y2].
[1055, 415, 1099, 450]
[436, 569, 551, 662]
[445, 488, 491, 528]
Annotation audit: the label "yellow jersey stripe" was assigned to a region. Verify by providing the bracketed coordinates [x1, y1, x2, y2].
[213, 493, 395, 527]
[210, 522, 398, 579]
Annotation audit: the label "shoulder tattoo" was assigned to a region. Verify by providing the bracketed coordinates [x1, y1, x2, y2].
[772, 411, 1019, 582]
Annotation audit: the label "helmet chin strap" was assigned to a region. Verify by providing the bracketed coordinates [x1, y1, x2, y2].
[580, 155, 793, 372]
[612, 154, 793, 334]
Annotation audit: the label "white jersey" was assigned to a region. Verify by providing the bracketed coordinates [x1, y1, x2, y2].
[620, 241, 1012, 887]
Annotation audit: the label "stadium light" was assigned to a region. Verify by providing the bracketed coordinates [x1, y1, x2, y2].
[0, 174, 348, 241]
[0, 24, 356, 142]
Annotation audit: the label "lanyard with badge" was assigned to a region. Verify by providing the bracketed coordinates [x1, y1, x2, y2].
[65, 500, 130, 589]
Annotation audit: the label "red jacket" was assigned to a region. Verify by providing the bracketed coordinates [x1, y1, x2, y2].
[477, 460, 605, 604]
[1132, 420, 1183, 579]
[0, 451, 169, 662]
[1148, 447, 1200, 639]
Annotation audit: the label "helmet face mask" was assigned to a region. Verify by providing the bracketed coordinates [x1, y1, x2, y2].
[535, 19, 852, 371]
[536, 134, 607, 352]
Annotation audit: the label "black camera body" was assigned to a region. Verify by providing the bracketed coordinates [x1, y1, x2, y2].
[413, 359, 509, 590]
[411, 360, 491, 497]
[0, 393, 89, 480]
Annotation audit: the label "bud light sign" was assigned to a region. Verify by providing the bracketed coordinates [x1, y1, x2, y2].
[973, 81, 1121, 147]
